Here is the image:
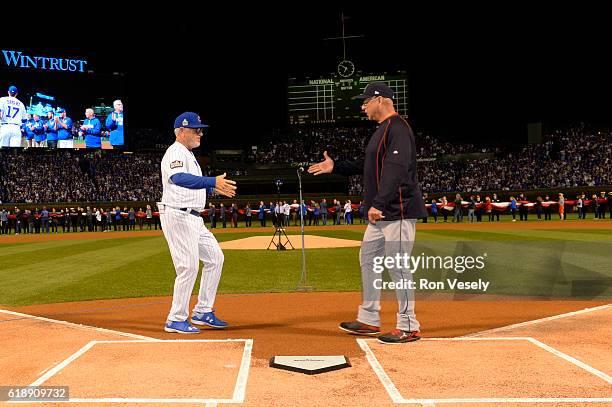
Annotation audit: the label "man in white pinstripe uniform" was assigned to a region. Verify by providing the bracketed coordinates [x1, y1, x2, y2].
[159, 112, 237, 334]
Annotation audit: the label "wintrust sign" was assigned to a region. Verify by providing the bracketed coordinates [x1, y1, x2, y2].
[2, 50, 88, 73]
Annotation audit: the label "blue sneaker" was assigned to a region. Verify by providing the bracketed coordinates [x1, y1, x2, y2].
[164, 320, 200, 334]
[191, 311, 228, 329]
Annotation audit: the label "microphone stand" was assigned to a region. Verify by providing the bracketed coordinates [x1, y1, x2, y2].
[296, 167, 313, 291]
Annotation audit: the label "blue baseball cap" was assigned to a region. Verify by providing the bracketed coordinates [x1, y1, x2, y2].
[56, 107, 65, 113]
[174, 112, 209, 129]
[8, 85, 18, 94]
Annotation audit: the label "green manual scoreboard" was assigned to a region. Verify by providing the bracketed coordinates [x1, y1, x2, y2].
[288, 73, 408, 125]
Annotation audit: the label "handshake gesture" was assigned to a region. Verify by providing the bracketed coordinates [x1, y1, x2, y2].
[215, 173, 237, 198]
[307, 151, 334, 176]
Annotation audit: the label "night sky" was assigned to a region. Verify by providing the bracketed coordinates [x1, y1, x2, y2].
[8, 7, 612, 148]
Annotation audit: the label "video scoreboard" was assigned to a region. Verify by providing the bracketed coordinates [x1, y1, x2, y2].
[288, 72, 408, 125]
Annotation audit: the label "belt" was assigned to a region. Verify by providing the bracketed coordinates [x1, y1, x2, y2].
[180, 208, 202, 217]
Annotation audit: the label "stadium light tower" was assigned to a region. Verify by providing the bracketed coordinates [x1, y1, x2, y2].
[324, 12, 364, 77]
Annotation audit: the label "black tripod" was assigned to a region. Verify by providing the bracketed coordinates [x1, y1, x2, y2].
[267, 179, 294, 250]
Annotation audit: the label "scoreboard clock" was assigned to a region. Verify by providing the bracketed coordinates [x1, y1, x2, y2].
[337, 60, 355, 77]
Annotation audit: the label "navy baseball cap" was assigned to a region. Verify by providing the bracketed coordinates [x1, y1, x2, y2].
[8, 85, 18, 94]
[174, 112, 209, 129]
[353, 81, 394, 100]
[56, 107, 65, 113]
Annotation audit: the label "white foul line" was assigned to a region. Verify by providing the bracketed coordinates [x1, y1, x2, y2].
[91, 339, 248, 344]
[358, 337, 612, 405]
[29, 341, 97, 387]
[10, 398, 235, 403]
[462, 304, 611, 338]
[0, 309, 159, 341]
[356, 339, 404, 403]
[17, 339, 252, 404]
[526, 337, 612, 384]
[400, 397, 612, 404]
[233, 339, 253, 403]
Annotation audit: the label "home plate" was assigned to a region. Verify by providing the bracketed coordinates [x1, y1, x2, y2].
[219, 235, 361, 250]
[269, 356, 351, 375]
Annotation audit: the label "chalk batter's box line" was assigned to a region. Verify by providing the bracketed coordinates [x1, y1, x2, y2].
[358, 337, 611, 405]
[15, 339, 253, 404]
[0, 309, 159, 341]
[461, 303, 611, 338]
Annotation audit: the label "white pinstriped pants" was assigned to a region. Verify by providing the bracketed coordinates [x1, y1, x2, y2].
[159, 206, 224, 322]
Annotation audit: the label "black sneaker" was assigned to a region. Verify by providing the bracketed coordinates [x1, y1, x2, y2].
[378, 329, 421, 344]
[339, 321, 380, 336]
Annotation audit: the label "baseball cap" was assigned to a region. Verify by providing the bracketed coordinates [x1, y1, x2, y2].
[353, 81, 394, 100]
[56, 107, 65, 113]
[8, 85, 18, 94]
[173, 112, 209, 129]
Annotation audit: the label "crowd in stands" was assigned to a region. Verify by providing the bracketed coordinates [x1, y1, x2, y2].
[0, 150, 162, 204]
[255, 126, 498, 164]
[345, 125, 612, 195]
[0, 125, 610, 205]
[255, 126, 372, 164]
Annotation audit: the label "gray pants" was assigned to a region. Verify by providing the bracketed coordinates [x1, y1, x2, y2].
[358, 219, 420, 332]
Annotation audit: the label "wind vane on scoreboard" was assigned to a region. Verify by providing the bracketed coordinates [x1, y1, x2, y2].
[324, 12, 364, 78]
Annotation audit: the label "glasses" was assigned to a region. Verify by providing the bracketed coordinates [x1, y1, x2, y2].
[362, 96, 380, 106]
[184, 128, 203, 135]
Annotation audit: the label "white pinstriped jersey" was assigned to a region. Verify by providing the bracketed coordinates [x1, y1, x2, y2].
[0, 96, 26, 125]
[160, 141, 206, 210]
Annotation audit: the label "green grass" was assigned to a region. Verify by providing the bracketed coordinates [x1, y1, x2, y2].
[1, 225, 611, 306]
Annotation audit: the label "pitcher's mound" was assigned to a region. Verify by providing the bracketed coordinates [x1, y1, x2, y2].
[219, 235, 361, 250]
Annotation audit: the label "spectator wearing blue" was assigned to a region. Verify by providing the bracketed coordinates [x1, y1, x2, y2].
[430, 199, 438, 223]
[258, 201, 266, 227]
[44, 111, 59, 149]
[299, 200, 308, 226]
[41, 207, 49, 233]
[22, 113, 36, 148]
[313, 203, 320, 226]
[509, 196, 518, 221]
[81, 108, 102, 148]
[56, 108, 73, 148]
[30, 113, 45, 147]
[105, 100, 124, 147]
[114, 206, 122, 231]
[344, 200, 352, 225]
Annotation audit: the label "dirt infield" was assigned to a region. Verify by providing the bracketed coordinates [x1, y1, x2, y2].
[0, 219, 609, 244]
[2, 294, 610, 406]
[8, 293, 609, 359]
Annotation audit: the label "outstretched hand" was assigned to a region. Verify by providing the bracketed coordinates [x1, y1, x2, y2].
[307, 151, 334, 176]
[368, 207, 385, 224]
[214, 173, 237, 198]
